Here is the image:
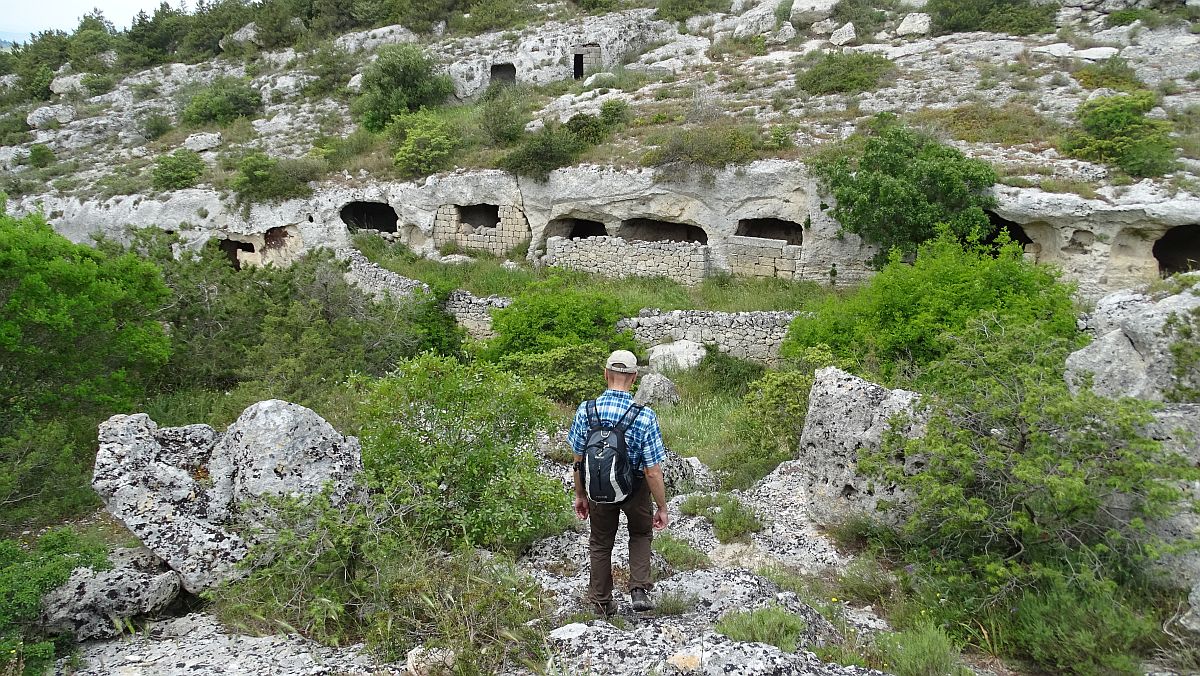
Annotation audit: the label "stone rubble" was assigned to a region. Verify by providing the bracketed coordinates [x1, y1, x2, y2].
[41, 547, 182, 641]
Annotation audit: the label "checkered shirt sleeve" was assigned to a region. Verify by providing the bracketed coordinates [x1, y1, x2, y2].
[567, 390, 667, 469]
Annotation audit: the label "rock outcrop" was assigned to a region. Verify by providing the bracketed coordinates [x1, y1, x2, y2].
[41, 547, 181, 641]
[793, 368, 926, 526]
[93, 401, 362, 593]
[635, 372, 682, 407]
[647, 340, 707, 372]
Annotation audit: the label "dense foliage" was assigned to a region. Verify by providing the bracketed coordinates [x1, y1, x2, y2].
[390, 108, 461, 177]
[500, 102, 630, 180]
[0, 529, 109, 675]
[812, 117, 998, 265]
[353, 44, 455, 132]
[181, 77, 262, 126]
[796, 52, 896, 95]
[152, 149, 206, 190]
[926, 0, 1056, 34]
[656, 0, 729, 22]
[1061, 91, 1177, 177]
[485, 279, 637, 361]
[229, 152, 323, 202]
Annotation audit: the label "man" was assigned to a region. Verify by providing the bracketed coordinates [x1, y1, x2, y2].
[568, 349, 670, 616]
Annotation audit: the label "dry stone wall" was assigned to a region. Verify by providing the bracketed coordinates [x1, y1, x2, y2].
[545, 236, 711, 286]
[726, 235, 805, 280]
[432, 203, 531, 256]
[617, 309, 801, 363]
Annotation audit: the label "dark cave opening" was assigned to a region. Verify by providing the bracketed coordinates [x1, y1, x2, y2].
[458, 204, 500, 230]
[1154, 224, 1200, 276]
[735, 217, 804, 246]
[218, 239, 255, 270]
[618, 218, 708, 244]
[340, 201, 399, 233]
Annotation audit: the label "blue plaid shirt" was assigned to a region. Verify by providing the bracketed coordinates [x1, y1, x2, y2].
[568, 389, 667, 469]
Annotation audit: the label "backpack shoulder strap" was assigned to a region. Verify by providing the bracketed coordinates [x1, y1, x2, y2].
[614, 403, 644, 433]
[585, 400, 601, 428]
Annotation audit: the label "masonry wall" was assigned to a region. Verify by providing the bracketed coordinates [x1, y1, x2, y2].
[617, 309, 802, 364]
[726, 235, 804, 280]
[546, 236, 711, 286]
[432, 204, 531, 256]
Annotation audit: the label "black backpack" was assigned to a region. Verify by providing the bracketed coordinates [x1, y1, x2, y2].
[581, 400, 645, 504]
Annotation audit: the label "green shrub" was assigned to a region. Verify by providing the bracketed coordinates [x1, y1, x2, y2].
[680, 493, 763, 543]
[391, 109, 461, 177]
[812, 117, 998, 264]
[300, 43, 356, 99]
[0, 114, 33, 146]
[181, 76, 261, 126]
[714, 605, 807, 652]
[796, 52, 895, 95]
[497, 340, 610, 404]
[485, 279, 636, 360]
[361, 354, 570, 549]
[718, 369, 814, 488]
[600, 99, 632, 127]
[0, 529, 109, 674]
[26, 143, 55, 168]
[138, 112, 173, 140]
[153, 148, 205, 190]
[353, 44, 454, 132]
[641, 122, 762, 170]
[835, 554, 894, 606]
[780, 235, 1076, 384]
[911, 102, 1062, 145]
[656, 0, 728, 22]
[499, 121, 585, 179]
[926, 0, 1055, 34]
[81, 72, 115, 96]
[230, 152, 323, 202]
[453, 0, 535, 33]
[830, 0, 892, 36]
[1165, 304, 1200, 402]
[693, 345, 765, 398]
[1061, 91, 1176, 177]
[1073, 57, 1144, 91]
[652, 533, 712, 570]
[873, 623, 968, 676]
[1104, 8, 1170, 27]
[480, 85, 528, 146]
[579, 0, 620, 11]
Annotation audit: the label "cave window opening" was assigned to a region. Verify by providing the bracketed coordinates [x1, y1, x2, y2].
[735, 218, 804, 245]
[458, 204, 500, 230]
[218, 239, 255, 270]
[1154, 224, 1200, 276]
[984, 211, 1035, 255]
[547, 217, 608, 240]
[264, 226, 291, 249]
[340, 201, 398, 233]
[619, 218, 708, 244]
[490, 62, 516, 85]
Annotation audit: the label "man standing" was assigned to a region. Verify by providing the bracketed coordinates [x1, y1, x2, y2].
[568, 349, 670, 616]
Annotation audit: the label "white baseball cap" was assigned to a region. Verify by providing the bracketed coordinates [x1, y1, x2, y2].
[605, 349, 639, 373]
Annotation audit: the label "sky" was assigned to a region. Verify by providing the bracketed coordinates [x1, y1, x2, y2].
[0, 0, 176, 42]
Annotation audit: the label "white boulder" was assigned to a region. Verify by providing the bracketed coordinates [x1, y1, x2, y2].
[790, 0, 839, 25]
[634, 372, 681, 407]
[830, 22, 857, 46]
[647, 340, 707, 372]
[895, 13, 932, 36]
[183, 132, 222, 152]
[40, 547, 181, 640]
[26, 104, 75, 129]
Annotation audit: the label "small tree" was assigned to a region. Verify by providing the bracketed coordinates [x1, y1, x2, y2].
[391, 110, 460, 177]
[353, 44, 454, 132]
[181, 77, 262, 126]
[1060, 91, 1176, 178]
[484, 279, 636, 361]
[153, 148, 206, 190]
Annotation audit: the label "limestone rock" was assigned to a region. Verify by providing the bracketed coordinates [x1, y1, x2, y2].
[334, 24, 417, 53]
[50, 73, 87, 96]
[895, 13, 931, 36]
[795, 367, 926, 526]
[790, 0, 839, 25]
[1065, 280, 1200, 401]
[830, 22, 857, 46]
[41, 547, 181, 640]
[347, 72, 364, 93]
[635, 372, 681, 407]
[647, 340, 707, 372]
[771, 21, 798, 44]
[1073, 46, 1120, 60]
[219, 22, 260, 51]
[27, 104, 75, 129]
[663, 448, 719, 495]
[735, 0, 786, 39]
[183, 132, 221, 152]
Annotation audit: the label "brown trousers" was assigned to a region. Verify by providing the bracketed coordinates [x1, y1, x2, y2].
[588, 479, 653, 604]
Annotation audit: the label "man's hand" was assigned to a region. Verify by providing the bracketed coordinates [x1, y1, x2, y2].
[574, 495, 590, 520]
[653, 506, 669, 531]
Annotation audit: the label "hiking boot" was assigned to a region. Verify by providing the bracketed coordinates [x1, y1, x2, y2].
[593, 599, 618, 617]
[631, 588, 654, 612]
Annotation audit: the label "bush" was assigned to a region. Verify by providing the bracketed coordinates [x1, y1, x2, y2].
[354, 44, 454, 132]
[873, 623, 968, 676]
[656, 0, 728, 21]
[780, 235, 1077, 384]
[453, 0, 535, 33]
[1073, 57, 1144, 91]
[360, 354, 570, 549]
[81, 72, 115, 96]
[830, 0, 891, 36]
[927, 0, 1055, 34]
[714, 605, 807, 652]
[911, 102, 1062, 145]
[812, 117, 998, 264]
[230, 152, 323, 202]
[480, 86, 528, 146]
[600, 98, 632, 127]
[26, 143, 55, 168]
[181, 77, 261, 126]
[0, 529, 109, 675]
[153, 148, 205, 190]
[498, 122, 585, 179]
[300, 43, 357, 99]
[796, 52, 895, 95]
[390, 109, 460, 177]
[497, 340, 611, 404]
[138, 112, 173, 140]
[485, 279, 636, 360]
[680, 493, 763, 543]
[1061, 91, 1176, 177]
[0, 114, 33, 146]
[1165, 304, 1200, 402]
[717, 369, 814, 488]
[652, 533, 712, 570]
[641, 122, 762, 170]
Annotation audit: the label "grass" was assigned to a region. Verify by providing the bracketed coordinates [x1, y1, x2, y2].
[1073, 57, 1145, 92]
[1171, 104, 1200, 160]
[652, 533, 712, 571]
[911, 102, 1062, 146]
[654, 591, 698, 616]
[679, 493, 763, 543]
[714, 605, 808, 653]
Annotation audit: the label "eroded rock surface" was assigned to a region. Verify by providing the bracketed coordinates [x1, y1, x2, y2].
[635, 372, 682, 407]
[41, 547, 181, 641]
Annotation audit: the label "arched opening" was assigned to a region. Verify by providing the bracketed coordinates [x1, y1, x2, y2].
[546, 217, 608, 240]
[264, 225, 292, 249]
[489, 62, 516, 85]
[458, 204, 500, 230]
[618, 218, 708, 244]
[218, 239, 254, 270]
[985, 211, 1036, 257]
[340, 201, 398, 233]
[1154, 224, 1200, 276]
[736, 218, 804, 245]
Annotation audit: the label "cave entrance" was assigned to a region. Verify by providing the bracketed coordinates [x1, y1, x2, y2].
[458, 204, 500, 230]
[736, 218, 804, 245]
[490, 62, 516, 85]
[985, 211, 1035, 255]
[573, 54, 584, 79]
[546, 217, 608, 240]
[1154, 224, 1200, 276]
[218, 239, 255, 270]
[264, 225, 292, 249]
[340, 201, 398, 233]
[619, 218, 708, 244]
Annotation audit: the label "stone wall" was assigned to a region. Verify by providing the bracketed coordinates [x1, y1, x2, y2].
[726, 235, 804, 280]
[444, 290, 512, 340]
[545, 235, 711, 286]
[433, 203, 531, 256]
[617, 309, 801, 363]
